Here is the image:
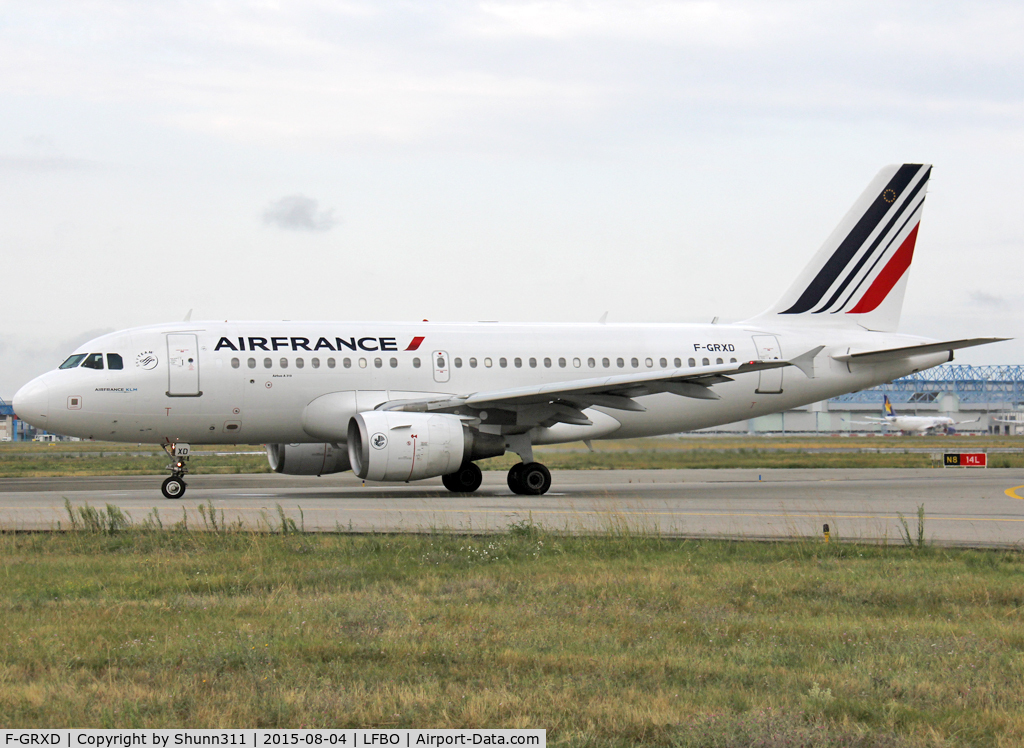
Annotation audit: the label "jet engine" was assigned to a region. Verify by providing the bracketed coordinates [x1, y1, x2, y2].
[266, 442, 351, 476]
[347, 411, 504, 482]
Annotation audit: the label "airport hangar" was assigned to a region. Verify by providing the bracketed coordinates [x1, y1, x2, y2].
[1, 364, 1022, 442]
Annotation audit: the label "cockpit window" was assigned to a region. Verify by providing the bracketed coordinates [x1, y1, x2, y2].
[59, 354, 87, 369]
[107, 353, 124, 370]
[81, 353, 105, 370]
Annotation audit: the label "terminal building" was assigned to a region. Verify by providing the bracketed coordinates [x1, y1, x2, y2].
[0, 397, 24, 441]
[0, 396, 73, 441]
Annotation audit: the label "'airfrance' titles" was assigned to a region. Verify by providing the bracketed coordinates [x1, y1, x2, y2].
[214, 336, 425, 353]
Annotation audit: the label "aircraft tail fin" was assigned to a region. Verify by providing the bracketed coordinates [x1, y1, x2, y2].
[883, 395, 895, 418]
[748, 164, 932, 332]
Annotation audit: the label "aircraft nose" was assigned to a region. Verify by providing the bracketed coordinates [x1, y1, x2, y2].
[13, 378, 49, 430]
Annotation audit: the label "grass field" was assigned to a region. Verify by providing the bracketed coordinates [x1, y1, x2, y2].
[0, 443, 270, 477]
[1, 435, 1022, 476]
[1, 518, 1023, 745]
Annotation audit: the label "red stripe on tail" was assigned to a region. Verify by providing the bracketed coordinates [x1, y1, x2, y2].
[848, 223, 920, 314]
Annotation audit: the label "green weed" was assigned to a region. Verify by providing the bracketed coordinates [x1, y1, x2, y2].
[63, 498, 132, 533]
[896, 504, 927, 549]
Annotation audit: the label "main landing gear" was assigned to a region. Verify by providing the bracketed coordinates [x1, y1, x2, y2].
[161, 442, 190, 499]
[439, 460, 552, 495]
[507, 462, 551, 496]
[442, 462, 484, 493]
[500, 433, 550, 495]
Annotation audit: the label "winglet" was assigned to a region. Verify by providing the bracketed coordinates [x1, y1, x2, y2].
[790, 346, 825, 378]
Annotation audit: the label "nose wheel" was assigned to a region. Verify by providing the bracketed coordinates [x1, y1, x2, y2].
[507, 462, 551, 495]
[160, 442, 190, 499]
[162, 476, 186, 499]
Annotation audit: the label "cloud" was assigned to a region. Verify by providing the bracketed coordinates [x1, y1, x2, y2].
[2, 1, 1020, 153]
[0, 134, 99, 172]
[0, 155, 97, 172]
[968, 290, 1009, 308]
[262, 195, 338, 232]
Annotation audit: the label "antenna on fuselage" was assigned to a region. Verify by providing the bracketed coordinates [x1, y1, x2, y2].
[183, 309, 193, 322]
[598, 312, 608, 324]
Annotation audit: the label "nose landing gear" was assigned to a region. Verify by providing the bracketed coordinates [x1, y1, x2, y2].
[162, 475, 186, 499]
[161, 442, 190, 499]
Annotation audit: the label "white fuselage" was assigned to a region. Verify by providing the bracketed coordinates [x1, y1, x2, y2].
[883, 415, 955, 434]
[14, 320, 947, 446]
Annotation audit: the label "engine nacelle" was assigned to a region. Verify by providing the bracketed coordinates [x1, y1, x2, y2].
[348, 411, 504, 482]
[266, 443, 351, 476]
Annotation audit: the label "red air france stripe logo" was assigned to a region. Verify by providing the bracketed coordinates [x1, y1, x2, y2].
[848, 223, 920, 314]
[779, 164, 930, 315]
[405, 336, 426, 351]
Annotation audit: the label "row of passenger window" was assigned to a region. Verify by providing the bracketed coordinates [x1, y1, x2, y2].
[60, 351, 740, 374]
[230, 355, 739, 371]
[60, 353, 124, 370]
[231, 357, 398, 370]
[450, 355, 739, 369]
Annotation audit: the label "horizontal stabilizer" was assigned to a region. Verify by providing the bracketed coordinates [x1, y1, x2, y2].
[832, 337, 1009, 364]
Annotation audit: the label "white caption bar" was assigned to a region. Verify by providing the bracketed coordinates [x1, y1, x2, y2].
[2, 731, 545, 748]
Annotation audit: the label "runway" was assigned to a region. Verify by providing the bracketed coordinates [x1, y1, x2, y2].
[3, 468, 1024, 546]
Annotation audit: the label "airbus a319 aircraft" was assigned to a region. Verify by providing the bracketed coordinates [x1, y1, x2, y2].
[13, 164, 1007, 498]
[851, 394, 980, 435]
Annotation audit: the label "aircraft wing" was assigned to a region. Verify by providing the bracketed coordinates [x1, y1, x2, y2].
[378, 358, 795, 427]
[842, 417, 888, 426]
[832, 337, 1009, 364]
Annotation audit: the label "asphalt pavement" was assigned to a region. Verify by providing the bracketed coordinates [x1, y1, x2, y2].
[2, 468, 1023, 546]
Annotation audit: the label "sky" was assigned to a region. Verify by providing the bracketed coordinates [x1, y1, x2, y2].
[2, 0, 1023, 397]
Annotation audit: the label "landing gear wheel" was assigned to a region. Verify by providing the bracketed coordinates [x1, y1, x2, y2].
[161, 476, 186, 499]
[442, 462, 483, 493]
[507, 462, 526, 494]
[519, 462, 551, 496]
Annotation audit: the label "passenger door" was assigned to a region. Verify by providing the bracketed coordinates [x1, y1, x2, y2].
[167, 333, 202, 396]
[752, 335, 783, 394]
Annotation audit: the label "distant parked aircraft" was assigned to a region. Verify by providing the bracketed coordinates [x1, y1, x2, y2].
[851, 395, 980, 435]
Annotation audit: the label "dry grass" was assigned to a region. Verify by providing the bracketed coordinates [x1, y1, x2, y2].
[1, 523, 1023, 745]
